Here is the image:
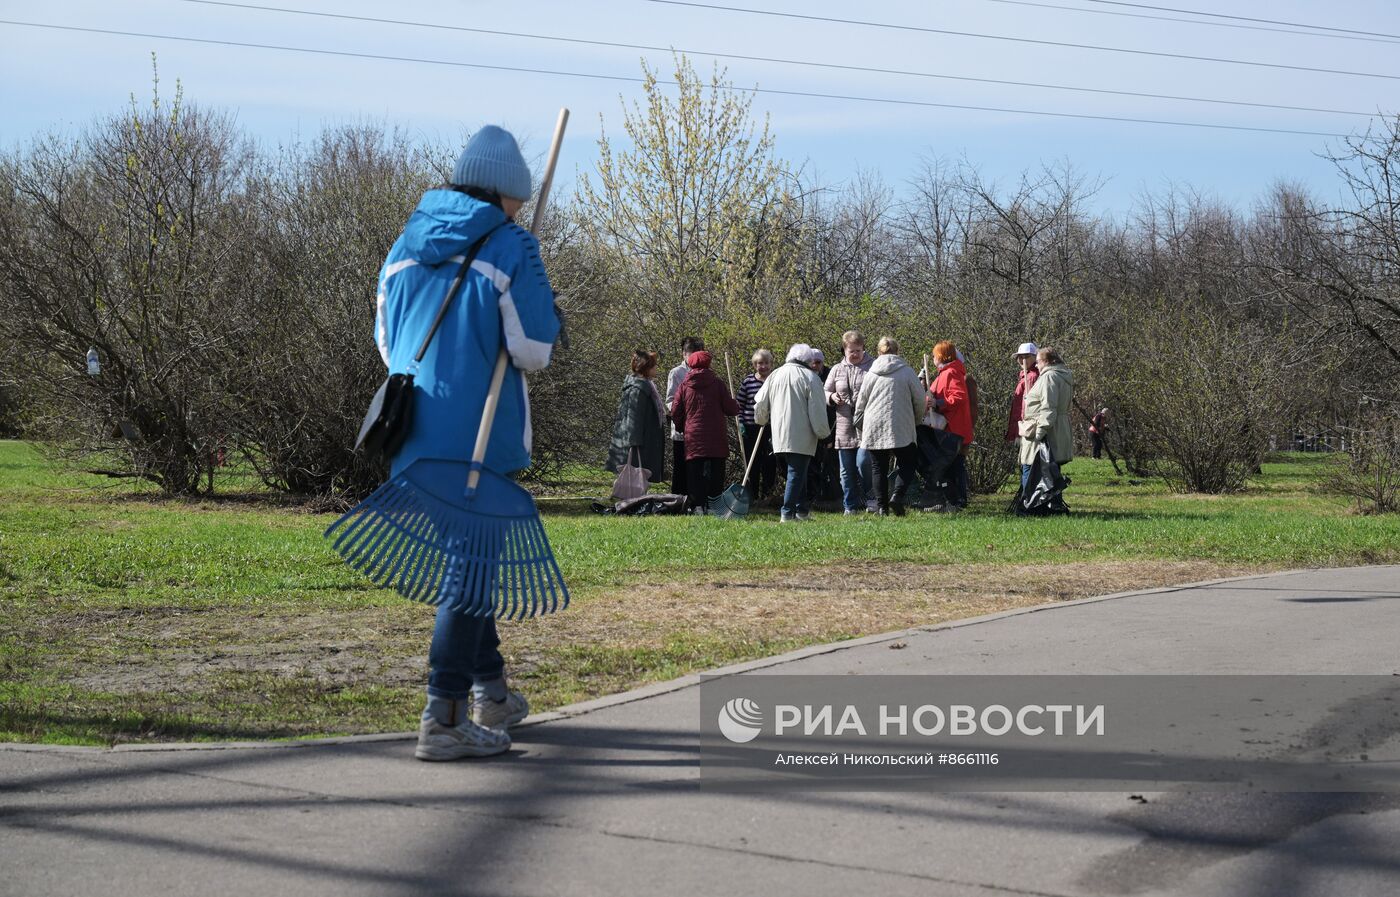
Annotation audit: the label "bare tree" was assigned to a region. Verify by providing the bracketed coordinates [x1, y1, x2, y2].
[1258, 118, 1400, 392]
[0, 77, 256, 493]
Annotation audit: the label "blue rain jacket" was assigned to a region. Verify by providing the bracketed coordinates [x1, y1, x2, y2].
[375, 189, 560, 477]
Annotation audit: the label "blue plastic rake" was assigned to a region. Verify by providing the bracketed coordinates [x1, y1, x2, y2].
[325, 458, 568, 619]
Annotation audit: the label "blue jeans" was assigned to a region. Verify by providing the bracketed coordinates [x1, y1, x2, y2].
[837, 446, 873, 511]
[1021, 463, 1033, 493]
[427, 603, 506, 700]
[777, 452, 812, 518]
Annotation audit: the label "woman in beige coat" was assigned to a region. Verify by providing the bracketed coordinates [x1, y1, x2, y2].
[754, 344, 832, 521]
[1018, 347, 1075, 492]
[853, 337, 925, 515]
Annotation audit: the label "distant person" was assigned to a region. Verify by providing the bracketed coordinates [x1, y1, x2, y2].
[928, 341, 973, 511]
[1005, 342, 1040, 445]
[737, 348, 777, 499]
[670, 350, 739, 513]
[665, 336, 705, 495]
[605, 349, 667, 485]
[1019, 347, 1075, 491]
[754, 344, 831, 521]
[825, 330, 875, 515]
[1089, 407, 1109, 459]
[854, 336, 924, 516]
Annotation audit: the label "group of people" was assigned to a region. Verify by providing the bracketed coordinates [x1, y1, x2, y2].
[606, 331, 1079, 518]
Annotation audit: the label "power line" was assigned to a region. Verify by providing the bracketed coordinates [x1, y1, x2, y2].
[1081, 0, 1400, 41]
[979, 0, 1400, 45]
[0, 19, 1353, 138]
[176, 1, 1372, 118]
[645, 0, 1400, 81]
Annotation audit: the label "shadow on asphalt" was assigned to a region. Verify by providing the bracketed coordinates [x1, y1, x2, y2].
[6, 714, 1398, 895]
[1283, 594, 1400, 603]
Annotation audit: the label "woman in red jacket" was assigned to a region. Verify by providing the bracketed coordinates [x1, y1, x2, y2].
[670, 350, 740, 513]
[928, 340, 974, 511]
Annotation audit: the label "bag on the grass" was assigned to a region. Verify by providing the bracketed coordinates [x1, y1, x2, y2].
[610, 447, 650, 501]
[611, 493, 688, 516]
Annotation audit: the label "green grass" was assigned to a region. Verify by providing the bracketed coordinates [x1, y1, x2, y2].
[1, 439, 1395, 745]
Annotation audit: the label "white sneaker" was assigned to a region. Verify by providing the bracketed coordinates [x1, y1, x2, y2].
[795, 511, 811, 521]
[473, 691, 530, 730]
[415, 715, 511, 761]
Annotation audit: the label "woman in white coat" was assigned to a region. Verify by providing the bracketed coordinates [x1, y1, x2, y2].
[754, 344, 832, 521]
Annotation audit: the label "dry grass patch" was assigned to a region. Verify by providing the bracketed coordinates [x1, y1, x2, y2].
[511, 559, 1267, 651]
[4, 559, 1269, 744]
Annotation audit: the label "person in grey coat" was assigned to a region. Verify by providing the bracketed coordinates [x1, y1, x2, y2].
[606, 349, 667, 482]
[853, 336, 924, 516]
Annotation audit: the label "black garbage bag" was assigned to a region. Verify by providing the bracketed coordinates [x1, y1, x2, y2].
[916, 426, 963, 505]
[1014, 442, 1071, 516]
[591, 493, 689, 516]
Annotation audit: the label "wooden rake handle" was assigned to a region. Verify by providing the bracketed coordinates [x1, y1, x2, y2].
[724, 351, 749, 472]
[468, 108, 570, 495]
[740, 425, 764, 488]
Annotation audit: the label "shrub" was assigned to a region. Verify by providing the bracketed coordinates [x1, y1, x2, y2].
[1327, 415, 1400, 513]
[966, 439, 1016, 495]
[0, 84, 255, 493]
[225, 125, 440, 500]
[1105, 299, 1285, 494]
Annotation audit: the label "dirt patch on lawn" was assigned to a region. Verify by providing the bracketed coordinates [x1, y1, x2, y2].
[36, 558, 1264, 699]
[509, 558, 1268, 648]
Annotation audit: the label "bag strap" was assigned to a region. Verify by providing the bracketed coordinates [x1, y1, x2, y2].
[411, 224, 503, 366]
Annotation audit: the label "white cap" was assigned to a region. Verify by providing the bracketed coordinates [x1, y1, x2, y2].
[1015, 342, 1038, 357]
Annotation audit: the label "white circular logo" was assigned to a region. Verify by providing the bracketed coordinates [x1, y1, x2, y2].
[717, 697, 763, 743]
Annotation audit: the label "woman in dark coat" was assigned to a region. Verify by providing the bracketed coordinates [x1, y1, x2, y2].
[669, 350, 740, 512]
[606, 349, 667, 483]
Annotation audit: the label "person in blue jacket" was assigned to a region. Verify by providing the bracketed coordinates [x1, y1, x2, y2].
[374, 126, 561, 761]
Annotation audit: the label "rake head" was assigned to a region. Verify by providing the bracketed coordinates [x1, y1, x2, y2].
[325, 459, 568, 619]
[708, 483, 752, 519]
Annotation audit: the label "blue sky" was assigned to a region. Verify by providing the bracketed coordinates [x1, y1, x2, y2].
[2, 0, 1397, 214]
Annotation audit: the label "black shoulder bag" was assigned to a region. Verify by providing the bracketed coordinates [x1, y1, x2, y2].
[355, 227, 501, 462]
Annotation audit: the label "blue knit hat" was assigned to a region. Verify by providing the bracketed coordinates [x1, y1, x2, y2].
[450, 125, 533, 201]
